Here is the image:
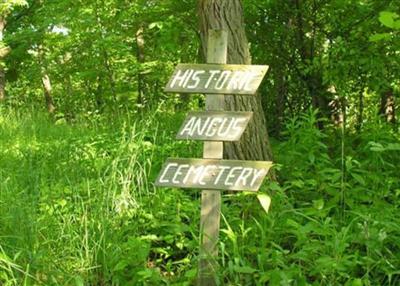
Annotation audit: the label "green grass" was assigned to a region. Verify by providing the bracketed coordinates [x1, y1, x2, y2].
[0, 108, 199, 285]
[0, 108, 399, 285]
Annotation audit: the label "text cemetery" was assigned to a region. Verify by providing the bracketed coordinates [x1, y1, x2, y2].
[156, 158, 272, 191]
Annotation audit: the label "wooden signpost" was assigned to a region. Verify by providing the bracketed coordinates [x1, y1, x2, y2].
[155, 30, 271, 286]
[176, 111, 252, 141]
[165, 63, 269, 95]
[156, 158, 272, 191]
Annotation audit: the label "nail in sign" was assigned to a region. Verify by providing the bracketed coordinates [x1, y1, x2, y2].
[155, 158, 272, 192]
[164, 64, 269, 95]
[177, 111, 252, 141]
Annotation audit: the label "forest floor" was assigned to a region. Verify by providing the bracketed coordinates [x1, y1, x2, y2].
[1, 108, 400, 285]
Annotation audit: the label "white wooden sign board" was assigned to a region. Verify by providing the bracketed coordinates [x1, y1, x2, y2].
[176, 111, 252, 141]
[164, 64, 269, 95]
[155, 158, 272, 192]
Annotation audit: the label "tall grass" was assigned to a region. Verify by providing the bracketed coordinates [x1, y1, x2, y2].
[1, 107, 399, 285]
[0, 108, 198, 285]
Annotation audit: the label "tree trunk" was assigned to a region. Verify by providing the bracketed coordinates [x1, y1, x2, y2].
[274, 67, 287, 136]
[41, 73, 56, 114]
[0, 65, 5, 102]
[136, 25, 145, 106]
[198, 0, 274, 162]
[0, 17, 7, 102]
[294, 0, 330, 129]
[379, 88, 396, 124]
[356, 86, 364, 132]
[95, 76, 104, 110]
[102, 50, 117, 102]
[327, 86, 345, 128]
[94, 1, 117, 103]
[175, 33, 192, 111]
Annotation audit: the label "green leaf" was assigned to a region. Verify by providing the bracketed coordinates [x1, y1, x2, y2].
[351, 173, 366, 186]
[148, 22, 162, 29]
[369, 142, 385, 152]
[184, 268, 197, 279]
[268, 181, 282, 192]
[345, 278, 363, 286]
[113, 260, 128, 271]
[58, 199, 67, 208]
[312, 199, 324, 210]
[379, 11, 399, 28]
[74, 276, 84, 286]
[387, 143, 400, 151]
[233, 265, 257, 274]
[369, 33, 391, 42]
[257, 194, 271, 214]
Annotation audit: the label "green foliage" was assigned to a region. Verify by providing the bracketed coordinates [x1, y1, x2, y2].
[379, 11, 400, 29]
[215, 111, 400, 285]
[370, 11, 400, 43]
[0, 0, 399, 285]
[1, 100, 400, 286]
[0, 0, 27, 16]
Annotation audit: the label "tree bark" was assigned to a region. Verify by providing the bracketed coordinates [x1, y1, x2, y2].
[198, 0, 274, 162]
[356, 86, 364, 132]
[379, 88, 396, 124]
[102, 50, 117, 103]
[41, 73, 56, 114]
[293, 0, 330, 129]
[0, 65, 5, 102]
[136, 25, 145, 106]
[94, 1, 117, 103]
[274, 68, 287, 136]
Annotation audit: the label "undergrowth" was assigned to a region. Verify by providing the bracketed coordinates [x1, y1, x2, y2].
[0, 107, 399, 285]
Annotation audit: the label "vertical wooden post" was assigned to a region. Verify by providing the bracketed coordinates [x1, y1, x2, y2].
[198, 29, 228, 286]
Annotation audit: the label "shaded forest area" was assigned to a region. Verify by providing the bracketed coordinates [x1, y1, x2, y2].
[0, 0, 399, 285]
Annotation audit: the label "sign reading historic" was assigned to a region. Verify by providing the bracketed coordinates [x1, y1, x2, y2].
[176, 111, 252, 141]
[165, 64, 269, 95]
[156, 158, 272, 191]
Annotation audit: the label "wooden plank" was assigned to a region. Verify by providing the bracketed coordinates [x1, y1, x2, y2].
[155, 158, 273, 192]
[198, 30, 227, 286]
[176, 111, 252, 141]
[164, 63, 269, 95]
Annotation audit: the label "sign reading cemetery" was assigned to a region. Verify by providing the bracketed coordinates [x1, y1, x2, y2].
[156, 158, 272, 191]
[156, 31, 271, 285]
[165, 64, 269, 95]
[176, 111, 252, 141]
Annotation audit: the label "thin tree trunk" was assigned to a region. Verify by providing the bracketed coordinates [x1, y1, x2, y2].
[95, 76, 104, 110]
[379, 88, 396, 124]
[0, 17, 7, 102]
[356, 86, 364, 132]
[38, 46, 56, 114]
[274, 68, 287, 136]
[327, 86, 344, 128]
[102, 50, 117, 102]
[136, 25, 145, 105]
[41, 73, 55, 114]
[0, 66, 5, 102]
[176, 33, 191, 111]
[94, 1, 117, 103]
[198, 0, 274, 162]
[294, 0, 330, 129]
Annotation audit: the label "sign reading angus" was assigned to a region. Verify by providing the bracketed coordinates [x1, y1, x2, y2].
[156, 158, 272, 192]
[177, 111, 252, 141]
[165, 64, 269, 95]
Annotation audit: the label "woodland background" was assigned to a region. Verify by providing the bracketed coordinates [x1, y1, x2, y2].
[0, 0, 399, 285]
